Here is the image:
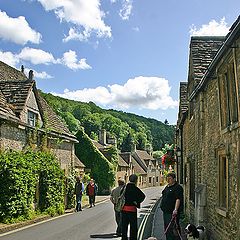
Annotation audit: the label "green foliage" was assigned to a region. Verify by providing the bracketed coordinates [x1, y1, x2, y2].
[40, 92, 175, 151]
[75, 129, 115, 193]
[0, 150, 65, 223]
[66, 171, 76, 209]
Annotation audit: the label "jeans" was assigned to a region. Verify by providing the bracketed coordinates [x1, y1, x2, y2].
[89, 195, 96, 207]
[115, 210, 122, 234]
[76, 195, 82, 211]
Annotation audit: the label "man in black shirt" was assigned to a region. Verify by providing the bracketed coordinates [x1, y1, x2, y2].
[160, 172, 183, 240]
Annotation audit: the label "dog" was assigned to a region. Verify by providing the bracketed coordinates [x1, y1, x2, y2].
[185, 223, 206, 239]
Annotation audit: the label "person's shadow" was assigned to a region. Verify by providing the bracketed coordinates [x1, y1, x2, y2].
[90, 233, 121, 238]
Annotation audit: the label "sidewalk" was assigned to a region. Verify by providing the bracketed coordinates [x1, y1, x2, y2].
[151, 200, 187, 240]
[0, 195, 109, 234]
[151, 197, 165, 240]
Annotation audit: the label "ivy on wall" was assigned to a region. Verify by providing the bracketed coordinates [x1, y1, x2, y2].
[0, 150, 65, 223]
[75, 129, 115, 194]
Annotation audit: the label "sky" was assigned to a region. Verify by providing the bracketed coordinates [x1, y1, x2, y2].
[0, 0, 239, 124]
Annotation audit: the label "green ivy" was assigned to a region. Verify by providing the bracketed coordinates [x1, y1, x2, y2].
[0, 150, 65, 223]
[75, 129, 115, 194]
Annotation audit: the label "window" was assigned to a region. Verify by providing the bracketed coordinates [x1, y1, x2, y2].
[218, 61, 238, 130]
[149, 177, 152, 184]
[218, 150, 228, 210]
[189, 161, 195, 203]
[27, 110, 37, 127]
[156, 176, 159, 183]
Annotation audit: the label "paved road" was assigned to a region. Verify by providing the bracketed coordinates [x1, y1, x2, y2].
[0, 186, 163, 240]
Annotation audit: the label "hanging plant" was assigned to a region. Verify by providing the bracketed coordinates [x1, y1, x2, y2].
[161, 153, 175, 166]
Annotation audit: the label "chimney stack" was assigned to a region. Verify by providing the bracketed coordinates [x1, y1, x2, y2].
[21, 65, 24, 73]
[28, 70, 34, 81]
[99, 129, 107, 145]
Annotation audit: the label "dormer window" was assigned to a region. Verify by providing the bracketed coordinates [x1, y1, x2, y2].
[28, 110, 37, 127]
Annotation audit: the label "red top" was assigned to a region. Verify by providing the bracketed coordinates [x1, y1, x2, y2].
[122, 205, 137, 212]
[88, 183, 95, 196]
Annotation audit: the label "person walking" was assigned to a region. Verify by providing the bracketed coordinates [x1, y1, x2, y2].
[74, 176, 84, 212]
[86, 178, 98, 208]
[121, 174, 145, 240]
[160, 172, 184, 240]
[110, 179, 125, 237]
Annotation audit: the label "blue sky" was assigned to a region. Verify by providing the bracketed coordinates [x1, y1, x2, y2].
[0, 0, 239, 124]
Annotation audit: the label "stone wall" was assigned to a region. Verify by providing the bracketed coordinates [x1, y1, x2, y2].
[181, 35, 240, 239]
[0, 121, 27, 150]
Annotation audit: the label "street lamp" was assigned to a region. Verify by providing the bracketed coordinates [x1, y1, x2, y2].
[176, 147, 181, 158]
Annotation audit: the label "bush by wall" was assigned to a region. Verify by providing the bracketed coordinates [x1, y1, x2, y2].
[0, 150, 65, 223]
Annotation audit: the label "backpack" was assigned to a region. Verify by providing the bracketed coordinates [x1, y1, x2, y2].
[115, 186, 126, 212]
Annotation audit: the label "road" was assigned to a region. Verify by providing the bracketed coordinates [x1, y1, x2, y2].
[0, 186, 163, 240]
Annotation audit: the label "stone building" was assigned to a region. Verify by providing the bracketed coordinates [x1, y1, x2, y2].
[0, 61, 84, 175]
[176, 16, 240, 239]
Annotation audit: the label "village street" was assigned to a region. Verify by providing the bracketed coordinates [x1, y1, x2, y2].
[0, 186, 163, 240]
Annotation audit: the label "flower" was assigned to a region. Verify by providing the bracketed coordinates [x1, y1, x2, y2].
[161, 153, 175, 166]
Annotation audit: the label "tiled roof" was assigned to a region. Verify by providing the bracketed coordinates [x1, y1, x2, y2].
[38, 95, 76, 139]
[0, 61, 27, 81]
[135, 150, 154, 160]
[120, 152, 131, 164]
[118, 154, 129, 167]
[0, 90, 19, 121]
[131, 154, 147, 174]
[189, 36, 225, 93]
[179, 82, 188, 114]
[74, 155, 85, 168]
[132, 151, 148, 172]
[0, 80, 34, 114]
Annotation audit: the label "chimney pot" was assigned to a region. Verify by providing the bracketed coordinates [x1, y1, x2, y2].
[28, 70, 34, 81]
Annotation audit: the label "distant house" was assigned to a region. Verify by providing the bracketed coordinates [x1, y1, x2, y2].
[132, 149, 162, 187]
[176, 16, 240, 239]
[92, 129, 162, 188]
[0, 61, 84, 174]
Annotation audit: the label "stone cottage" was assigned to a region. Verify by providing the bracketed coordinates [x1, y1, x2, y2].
[176, 16, 240, 239]
[0, 61, 84, 174]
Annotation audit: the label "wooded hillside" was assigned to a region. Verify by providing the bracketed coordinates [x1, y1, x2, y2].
[40, 91, 175, 151]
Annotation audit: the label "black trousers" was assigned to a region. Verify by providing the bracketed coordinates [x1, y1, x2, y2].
[121, 211, 137, 240]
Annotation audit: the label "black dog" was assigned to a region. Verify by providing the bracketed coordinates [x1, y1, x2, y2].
[185, 224, 206, 239]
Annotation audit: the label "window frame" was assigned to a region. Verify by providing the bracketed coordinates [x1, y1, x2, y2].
[216, 149, 229, 216]
[217, 55, 239, 132]
[27, 110, 38, 127]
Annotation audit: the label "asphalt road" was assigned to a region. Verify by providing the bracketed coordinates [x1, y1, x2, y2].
[0, 186, 163, 240]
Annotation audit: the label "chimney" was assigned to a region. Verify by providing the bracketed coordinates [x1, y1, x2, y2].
[21, 65, 24, 73]
[28, 70, 34, 81]
[131, 143, 136, 153]
[99, 129, 106, 145]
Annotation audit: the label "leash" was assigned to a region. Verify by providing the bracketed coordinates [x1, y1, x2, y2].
[159, 215, 183, 240]
[159, 215, 175, 240]
[173, 217, 183, 240]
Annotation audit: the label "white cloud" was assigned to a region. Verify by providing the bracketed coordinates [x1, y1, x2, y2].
[0, 10, 42, 45]
[18, 47, 56, 65]
[38, 0, 111, 42]
[61, 50, 92, 70]
[52, 87, 112, 104]
[119, 0, 133, 20]
[190, 17, 230, 36]
[0, 50, 19, 67]
[52, 76, 178, 110]
[25, 68, 53, 79]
